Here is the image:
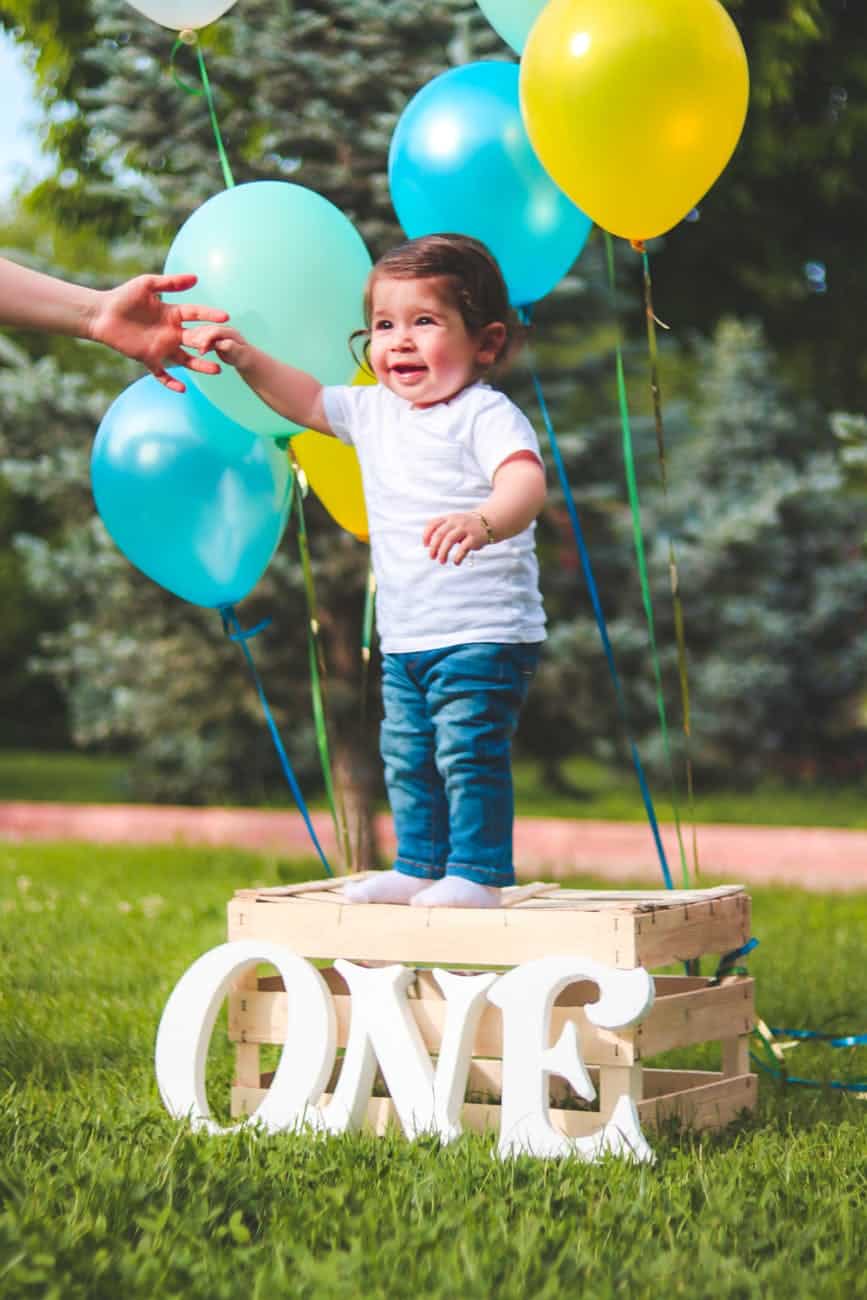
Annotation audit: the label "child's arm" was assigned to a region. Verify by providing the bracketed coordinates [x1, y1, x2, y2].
[184, 324, 334, 435]
[423, 451, 546, 566]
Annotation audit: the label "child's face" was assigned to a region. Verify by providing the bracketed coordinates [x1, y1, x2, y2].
[367, 276, 504, 408]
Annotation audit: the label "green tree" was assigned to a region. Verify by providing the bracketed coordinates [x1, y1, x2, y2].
[645, 0, 867, 411]
[3, 0, 867, 838]
[0, 0, 509, 866]
[649, 318, 867, 781]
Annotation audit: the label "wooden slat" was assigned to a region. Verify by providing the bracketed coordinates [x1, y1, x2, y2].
[255, 1057, 594, 1104]
[228, 970, 753, 1069]
[231, 965, 261, 1090]
[513, 886, 744, 908]
[635, 978, 754, 1058]
[638, 1072, 757, 1132]
[464, 1061, 649, 1119]
[228, 984, 634, 1066]
[250, 1064, 737, 1104]
[227, 887, 749, 969]
[501, 882, 562, 907]
[721, 1035, 751, 1078]
[640, 1067, 723, 1097]
[651, 975, 709, 994]
[599, 1063, 642, 1118]
[228, 895, 638, 966]
[230, 1069, 756, 1134]
[633, 892, 751, 968]
[233, 877, 357, 901]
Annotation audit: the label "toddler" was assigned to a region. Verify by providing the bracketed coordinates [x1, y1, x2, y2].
[186, 234, 546, 907]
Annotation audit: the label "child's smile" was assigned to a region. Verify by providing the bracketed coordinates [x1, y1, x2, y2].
[368, 276, 502, 408]
[391, 360, 427, 380]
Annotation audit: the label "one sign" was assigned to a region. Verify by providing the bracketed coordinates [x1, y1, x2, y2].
[155, 941, 656, 1162]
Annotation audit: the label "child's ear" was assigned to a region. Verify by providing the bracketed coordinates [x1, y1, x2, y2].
[477, 322, 507, 366]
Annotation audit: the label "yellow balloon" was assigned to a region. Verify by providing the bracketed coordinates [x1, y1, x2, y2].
[520, 0, 749, 241]
[291, 368, 372, 542]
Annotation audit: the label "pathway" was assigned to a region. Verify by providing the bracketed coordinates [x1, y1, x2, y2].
[1, 801, 866, 891]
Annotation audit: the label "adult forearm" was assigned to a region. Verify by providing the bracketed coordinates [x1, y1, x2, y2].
[0, 259, 98, 338]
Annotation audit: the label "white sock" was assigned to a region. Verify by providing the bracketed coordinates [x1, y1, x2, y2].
[410, 876, 503, 909]
[342, 870, 434, 905]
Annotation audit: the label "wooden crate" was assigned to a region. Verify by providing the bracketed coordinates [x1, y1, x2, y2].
[226, 880, 757, 1140]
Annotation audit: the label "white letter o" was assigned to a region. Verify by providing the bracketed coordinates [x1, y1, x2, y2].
[155, 940, 336, 1135]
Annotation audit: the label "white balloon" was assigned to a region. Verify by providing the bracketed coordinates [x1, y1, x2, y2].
[126, 0, 238, 30]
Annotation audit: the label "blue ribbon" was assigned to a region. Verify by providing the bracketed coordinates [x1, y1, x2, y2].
[768, 1027, 867, 1049]
[522, 334, 674, 891]
[220, 604, 333, 876]
[715, 942, 867, 1090]
[712, 937, 760, 983]
[750, 1054, 867, 1094]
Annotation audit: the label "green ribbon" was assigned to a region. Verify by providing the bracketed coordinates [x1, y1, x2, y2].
[170, 34, 236, 191]
[604, 232, 690, 890]
[638, 247, 701, 883]
[289, 456, 353, 873]
[360, 562, 376, 727]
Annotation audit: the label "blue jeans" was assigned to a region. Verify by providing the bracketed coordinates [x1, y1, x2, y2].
[379, 642, 542, 888]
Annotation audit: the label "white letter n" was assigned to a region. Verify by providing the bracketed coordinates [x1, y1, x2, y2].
[320, 961, 496, 1141]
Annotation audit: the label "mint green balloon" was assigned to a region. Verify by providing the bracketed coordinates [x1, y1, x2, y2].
[475, 0, 548, 52]
[165, 182, 372, 436]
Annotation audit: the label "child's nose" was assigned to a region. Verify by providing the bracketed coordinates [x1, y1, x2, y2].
[389, 321, 414, 345]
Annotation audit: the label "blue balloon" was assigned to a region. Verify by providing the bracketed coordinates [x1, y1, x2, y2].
[92, 374, 292, 608]
[388, 61, 592, 308]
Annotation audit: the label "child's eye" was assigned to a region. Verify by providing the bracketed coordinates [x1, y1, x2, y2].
[416, 315, 435, 326]
[374, 319, 392, 331]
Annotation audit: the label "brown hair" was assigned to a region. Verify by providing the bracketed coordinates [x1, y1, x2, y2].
[350, 233, 523, 373]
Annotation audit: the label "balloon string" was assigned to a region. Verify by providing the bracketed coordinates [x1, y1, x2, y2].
[637, 244, 701, 883]
[287, 446, 352, 872]
[220, 603, 333, 877]
[602, 233, 691, 890]
[360, 562, 376, 693]
[750, 1055, 867, 1094]
[170, 35, 236, 190]
[355, 562, 377, 872]
[359, 563, 376, 751]
[519, 306, 674, 891]
[769, 1028, 867, 1049]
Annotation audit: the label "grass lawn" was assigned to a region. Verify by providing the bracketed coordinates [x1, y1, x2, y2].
[1, 843, 865, 1298]
[0, 752, 133, 805]
[2, 749, 867, 828]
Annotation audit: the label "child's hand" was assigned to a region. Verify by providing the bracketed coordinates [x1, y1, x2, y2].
[183, 323, 252, 370]
[423, 512, 491, 566]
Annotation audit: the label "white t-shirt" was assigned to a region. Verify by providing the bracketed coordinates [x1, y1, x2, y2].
[322, 381, 546, 654]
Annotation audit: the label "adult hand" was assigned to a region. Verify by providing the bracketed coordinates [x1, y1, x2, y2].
[87, 273, 230, 393]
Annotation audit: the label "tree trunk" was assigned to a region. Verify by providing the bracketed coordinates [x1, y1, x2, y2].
[319, 579, 383, 873]
[332, 731, 382, 873]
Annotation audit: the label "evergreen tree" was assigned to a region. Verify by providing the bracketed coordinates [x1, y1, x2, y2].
[2, 0, 867, 844]
[0, 0, 515, 866]
[650, 318, 867, 781]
